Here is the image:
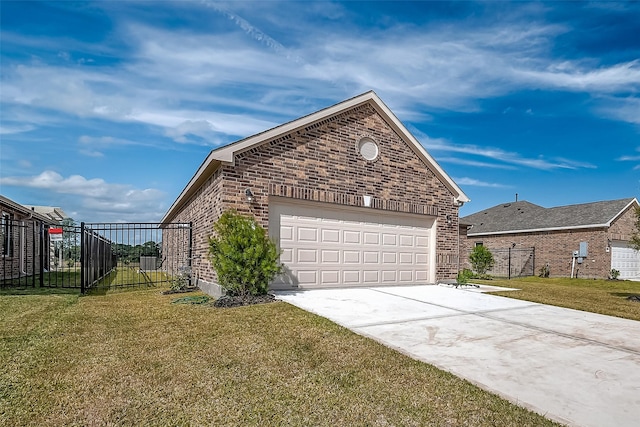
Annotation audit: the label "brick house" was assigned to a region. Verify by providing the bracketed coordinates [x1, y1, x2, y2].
[0, 194, 56, 282]
[460, 198, 640, 280]
[161, 91, 469, 295]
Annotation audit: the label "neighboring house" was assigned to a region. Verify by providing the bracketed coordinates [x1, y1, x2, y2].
[460, 198, 640, 280]
[162, 91, 469, 295]
[23, 205, 68, 223]
[0, 195, 56, 282]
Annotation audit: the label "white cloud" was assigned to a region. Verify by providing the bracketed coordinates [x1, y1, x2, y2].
[0, 171, 166, 222]
[415, 128, 596, 171]
[454, 177, 510, 188]
[0, 124, 35, 134]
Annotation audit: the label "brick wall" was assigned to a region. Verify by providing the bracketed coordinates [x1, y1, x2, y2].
[460, 204, 639, 279]
[0, 206, 45, 281]
[169, 103, 461, 284]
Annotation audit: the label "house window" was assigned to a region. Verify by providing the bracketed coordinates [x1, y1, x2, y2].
[475, 242, 483, 247]
[2, 212, 14, 257]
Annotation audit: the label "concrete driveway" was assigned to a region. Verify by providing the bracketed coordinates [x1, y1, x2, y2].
[276, 285, 640, 427]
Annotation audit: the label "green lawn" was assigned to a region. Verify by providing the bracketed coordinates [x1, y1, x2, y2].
[0, 287, 558, 427]
[480, 276, 640, 321]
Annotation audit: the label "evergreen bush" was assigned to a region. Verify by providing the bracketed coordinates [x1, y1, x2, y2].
[208, 211, 282, 296]
[469, 245, 495, 275]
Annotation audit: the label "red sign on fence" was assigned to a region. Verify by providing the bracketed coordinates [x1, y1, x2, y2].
[49, 227, 63, 242]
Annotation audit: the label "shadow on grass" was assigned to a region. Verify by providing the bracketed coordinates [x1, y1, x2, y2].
[0, 286, 81, 296]
[610, 292, 640, 299]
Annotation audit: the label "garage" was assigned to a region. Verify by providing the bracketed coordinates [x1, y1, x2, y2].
[162, 92, 468, 294]
[611, 241, 640, 280]
[269, 200, 436, 288]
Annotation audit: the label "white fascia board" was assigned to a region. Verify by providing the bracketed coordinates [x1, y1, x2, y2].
[210, 91, 378, 164]
[161, 154, 221, 224]
[607, 198, 640, 227]
[467, 223, 611, 237]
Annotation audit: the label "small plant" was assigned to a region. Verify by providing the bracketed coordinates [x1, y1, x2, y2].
[208, 210, 282, 296]
[539, 263, 550, 278]
[609, 269, 620, 280]
[170, 269, 191, 291]
[456, 269, 472, 285]
[469, 245, 494, 275]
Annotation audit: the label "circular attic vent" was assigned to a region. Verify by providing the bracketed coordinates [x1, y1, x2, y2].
[357, 137, 379, 161]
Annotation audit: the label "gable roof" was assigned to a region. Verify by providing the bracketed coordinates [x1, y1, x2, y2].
[463, 198, 639, 236]
[0, 195, 56, 224]
[163, 91, 469, 223]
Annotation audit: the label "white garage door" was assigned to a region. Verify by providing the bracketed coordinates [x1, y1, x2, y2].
[270, 200, 435, 289]
[611, 241, 640, 280]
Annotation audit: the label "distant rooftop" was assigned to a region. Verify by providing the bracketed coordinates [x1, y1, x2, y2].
[462, 198, 638, 236]
[23, 205, 69, 222]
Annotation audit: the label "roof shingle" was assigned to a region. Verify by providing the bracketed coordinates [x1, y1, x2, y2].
[462, 198, 637, 236]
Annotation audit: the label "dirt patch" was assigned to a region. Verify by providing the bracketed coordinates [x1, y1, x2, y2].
[213, 293, 278, 308]
[627, 295, 640, 303]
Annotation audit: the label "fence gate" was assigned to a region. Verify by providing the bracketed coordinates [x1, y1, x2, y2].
[1, 221, 192, 293]
[487, 247, 535, 279]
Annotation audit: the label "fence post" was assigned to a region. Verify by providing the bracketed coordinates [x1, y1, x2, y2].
[187, 222, 193, 287]
[508, 246, 512, 280]
[39, 222, 45, 287]
[532, 247, 535, 277]
[80, 222, 85, 294]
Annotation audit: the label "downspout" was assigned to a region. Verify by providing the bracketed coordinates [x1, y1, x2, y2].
[20, 221, 26, 275]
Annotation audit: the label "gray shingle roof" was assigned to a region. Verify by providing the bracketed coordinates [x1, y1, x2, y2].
[462, 198, 637, 236]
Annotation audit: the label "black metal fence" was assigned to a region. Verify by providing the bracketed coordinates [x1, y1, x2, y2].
[1, 220, 192, 293]
[487, 247, 535, 279]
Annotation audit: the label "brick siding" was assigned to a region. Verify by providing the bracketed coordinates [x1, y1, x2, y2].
[168, 103, 461, 285]
[460, 204, 638, 279]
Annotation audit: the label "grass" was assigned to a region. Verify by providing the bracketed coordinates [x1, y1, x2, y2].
[479, 276, 640, 321]
[0, 287, 559, 426]
[1, 267, 171, 293]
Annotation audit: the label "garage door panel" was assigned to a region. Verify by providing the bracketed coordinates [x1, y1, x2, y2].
[399, 271, 413, 282]
[274, 203, 433, 288]
[363, 232, 380, 244]
[416, 236, 429, 247]
[399, 235, 414, 246]
[281, 226, 294, 241]
[363, 271, 379, 282]
[321, 229, 340, 243]
[297, 227, 317, 241]
[363, 251, 379, 263]
[280, 248, 293, 263]
[343, 251, 360, 263]
[343, 271, 360, 283]
[416, 271, 428, 281]
[321, 271, 340, 284]
[382, 252, 397, 264]
[382, 271, 397, 282]
[382, 234, 397, 245]
[297, 249, 317, 263]
[321, 250, 340, 263]
[343, 231, 361, 244]
[297, 271, 317, 285]
[416, 253, 428, 264]
[399, 252, 413, 264]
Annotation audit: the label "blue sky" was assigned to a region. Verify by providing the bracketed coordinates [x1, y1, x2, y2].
[1, 1, 639, 222]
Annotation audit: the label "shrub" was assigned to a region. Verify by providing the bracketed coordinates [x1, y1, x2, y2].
[456, 269, 473, 285]
[610, 269, 620, 280]
[539, 263, 550, 278]
[208, 210, 282, 296]
[469, 245, 494, 275]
